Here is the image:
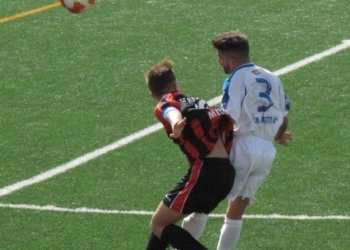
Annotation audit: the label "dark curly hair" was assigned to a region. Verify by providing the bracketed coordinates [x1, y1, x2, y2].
[212, 31, 249, 58]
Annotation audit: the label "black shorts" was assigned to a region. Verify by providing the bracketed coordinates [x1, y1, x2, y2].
[163, 158, 235, 214]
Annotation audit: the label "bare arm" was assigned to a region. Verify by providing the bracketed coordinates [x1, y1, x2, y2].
[274, 116, 293, 146]
[166, 109, 187, 139]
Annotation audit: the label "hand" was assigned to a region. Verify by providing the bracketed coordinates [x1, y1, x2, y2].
[275, 132, 293, 146]
[169, 117, 187, 139]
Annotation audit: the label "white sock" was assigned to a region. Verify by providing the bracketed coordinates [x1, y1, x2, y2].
[181, 213, 209, 240]
[217, 218, 243, 250]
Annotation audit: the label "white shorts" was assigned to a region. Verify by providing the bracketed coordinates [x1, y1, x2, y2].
[227, 136, 276, 204]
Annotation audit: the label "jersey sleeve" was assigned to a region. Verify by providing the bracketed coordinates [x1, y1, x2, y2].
[154, 95, 182, 135]
[225, 74, 245, 122]
[278, 81, 290, 117]
[162, 106, 178, 120]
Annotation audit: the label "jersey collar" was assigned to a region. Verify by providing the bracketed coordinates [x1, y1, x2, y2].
[231, 63, 255, 76]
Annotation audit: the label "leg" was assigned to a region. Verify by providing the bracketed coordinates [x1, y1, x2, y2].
[145, 232, 169, 250]
[182, 213, 209, 239]
[216, 137, 276, 249]
[147, 202, 208, 250]
[151, 202, 186, 238]
[162, 223, 208, 250]
[226, 196, 249, 220]
[217, 197, 249, 250]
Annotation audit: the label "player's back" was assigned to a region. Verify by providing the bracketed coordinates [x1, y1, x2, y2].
[236, 66, 287, 141]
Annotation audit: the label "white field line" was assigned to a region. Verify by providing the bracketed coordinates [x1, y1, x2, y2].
[1, 203, 349, 220]
[0, 40, 350, 198]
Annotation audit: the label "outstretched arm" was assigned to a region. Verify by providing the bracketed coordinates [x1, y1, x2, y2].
[274, 116, 293, 146]
[166, 109, 187, 139]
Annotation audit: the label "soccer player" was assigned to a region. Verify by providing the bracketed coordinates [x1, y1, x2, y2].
[182, 31, 293, 249]
[145, 59, 236, 250]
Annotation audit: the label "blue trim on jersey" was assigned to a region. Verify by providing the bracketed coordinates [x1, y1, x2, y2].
[221, 63, 255, 109]
[285, 94, 291, 110]
[163, 106, 178, 120]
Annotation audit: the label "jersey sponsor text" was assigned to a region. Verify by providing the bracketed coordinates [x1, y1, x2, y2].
[252, 116, 278, 124]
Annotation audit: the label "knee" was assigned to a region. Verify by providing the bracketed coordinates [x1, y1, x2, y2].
[226, 197, 249, 220]
[150, 215, 167, 238]
[184, 213, 209, 222]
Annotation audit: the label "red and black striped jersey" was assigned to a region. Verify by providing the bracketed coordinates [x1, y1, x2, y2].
[154, 91, 234, 166]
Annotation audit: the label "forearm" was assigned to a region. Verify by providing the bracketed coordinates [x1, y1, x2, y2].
[275, 116, 288, 140]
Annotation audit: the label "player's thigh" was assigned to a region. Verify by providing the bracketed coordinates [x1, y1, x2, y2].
[230, 137, 274, 199]
[231, 140, 252, 178]
[243, 146, 276, 200]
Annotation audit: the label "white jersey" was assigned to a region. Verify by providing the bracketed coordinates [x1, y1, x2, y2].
[221, 63, 290, 141]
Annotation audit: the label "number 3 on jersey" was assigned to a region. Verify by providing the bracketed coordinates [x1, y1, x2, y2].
[256, 78, 273, 112]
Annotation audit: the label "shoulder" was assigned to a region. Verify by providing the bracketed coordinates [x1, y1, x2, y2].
[230, 63, 258, 82]
[257, 66, 281, 81]
[159, 92, 183, 108]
